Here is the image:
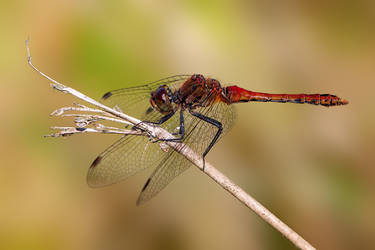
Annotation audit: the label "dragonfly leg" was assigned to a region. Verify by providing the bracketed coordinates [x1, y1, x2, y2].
[144, 111, 175, 125]
[189, 110, 223, 171]
[156, 109, 185, 142]
[140, 111, 178, 141]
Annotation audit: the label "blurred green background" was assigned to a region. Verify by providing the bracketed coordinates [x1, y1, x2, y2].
[1, 0, 374, 249]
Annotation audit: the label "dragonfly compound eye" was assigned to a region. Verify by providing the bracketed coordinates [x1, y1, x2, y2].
[191, 74, 205, 83]
[150, 86, 174, 114]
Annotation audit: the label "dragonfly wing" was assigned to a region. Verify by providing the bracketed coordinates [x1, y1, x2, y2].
[88, 76, 191, 187]
[87, 132, 170, 188]
[136, 102, 236, 205]
[90, 74, 237, 203]
[181, 101, 236, 156]
[136, 149, 191, 205]
[101, 75, 190, 122]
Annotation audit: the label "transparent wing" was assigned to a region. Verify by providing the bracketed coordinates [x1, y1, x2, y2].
[101, 75, 190, 122]
[87, 132, 167, 188]
[87, 75, 190, 187]
[136, 101, 236, 205]
[136, 148, 191, 205]
[88, 74, 237, 204]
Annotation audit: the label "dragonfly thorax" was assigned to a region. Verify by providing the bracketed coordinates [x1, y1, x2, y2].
[150, 85, 178, 114]
[176, 75, 224, 109]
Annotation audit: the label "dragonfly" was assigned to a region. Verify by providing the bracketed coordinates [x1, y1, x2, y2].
[87, 74, 348, 205]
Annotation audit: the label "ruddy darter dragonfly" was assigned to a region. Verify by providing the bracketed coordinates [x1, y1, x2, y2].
[87, 74, 348, 205]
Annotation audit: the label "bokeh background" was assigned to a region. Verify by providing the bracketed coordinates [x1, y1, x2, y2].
[1, 0, 374, 249]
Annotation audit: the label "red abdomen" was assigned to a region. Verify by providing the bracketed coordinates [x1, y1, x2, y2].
[224, 86, 349, 107]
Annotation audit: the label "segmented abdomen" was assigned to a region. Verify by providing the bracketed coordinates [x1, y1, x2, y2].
[225, 86, 349, 107]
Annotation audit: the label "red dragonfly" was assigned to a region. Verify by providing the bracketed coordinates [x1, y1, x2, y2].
[87, 74, 348, 205]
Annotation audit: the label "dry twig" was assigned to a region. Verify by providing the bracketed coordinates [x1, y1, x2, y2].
[26, 39, 316, 250]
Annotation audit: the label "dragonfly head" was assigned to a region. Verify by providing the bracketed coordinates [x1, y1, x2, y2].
[150, 85, 175, 114]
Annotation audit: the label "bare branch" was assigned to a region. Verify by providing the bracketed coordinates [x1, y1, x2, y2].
[50, 103, 106, 116]
[26, 38, 315, 250]
[45, 126, 145, 137]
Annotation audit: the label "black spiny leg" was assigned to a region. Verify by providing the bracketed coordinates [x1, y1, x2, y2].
[157, 109, 185, 142]
[189, 110, 223, 171]
[145, 111, 175, 125]
[140, 111, 175, 141]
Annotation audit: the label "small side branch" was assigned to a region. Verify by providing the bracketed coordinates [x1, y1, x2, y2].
[26, 38, 315, 250]
[45, 125, 145, 138]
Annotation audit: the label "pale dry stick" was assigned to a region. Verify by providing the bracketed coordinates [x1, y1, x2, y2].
[50, 105, 106, 116]
[51, 103, 130, 124]
[48, 101, 134, 136]
[26, 39, 315, 250]
[61, 114, 132, 125]
[46, 126, 145, 137]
